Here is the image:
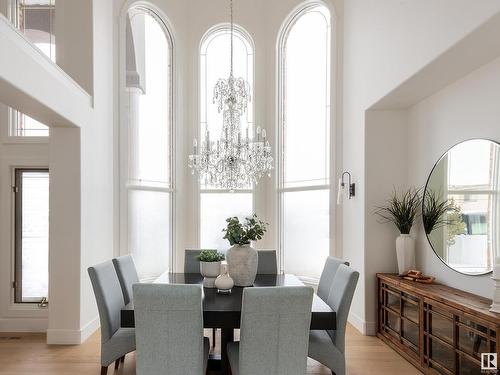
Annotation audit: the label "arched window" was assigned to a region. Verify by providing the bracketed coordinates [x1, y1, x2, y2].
[278, 4, 331, 280]
[123, 6, 174, 279]
[199, 26, 254, 251]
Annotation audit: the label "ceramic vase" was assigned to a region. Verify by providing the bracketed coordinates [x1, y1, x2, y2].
[200, 261, 221, 288]
[215, 263, 234, 294]
[226, 244, 258, 286]
[396, 234, 416, 275]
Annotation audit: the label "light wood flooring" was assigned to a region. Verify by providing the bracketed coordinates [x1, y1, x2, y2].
[0, 324, 421, 374]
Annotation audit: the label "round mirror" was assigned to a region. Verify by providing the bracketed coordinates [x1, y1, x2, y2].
[423, 139, 500, 275]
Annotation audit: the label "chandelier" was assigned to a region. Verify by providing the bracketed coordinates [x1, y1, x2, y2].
[188, 0, 273, 191]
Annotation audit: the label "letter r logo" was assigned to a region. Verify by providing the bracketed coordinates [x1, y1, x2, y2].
[482, 353, 497, 370]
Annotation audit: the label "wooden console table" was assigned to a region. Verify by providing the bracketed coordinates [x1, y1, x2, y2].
[377, 273, 500, 374]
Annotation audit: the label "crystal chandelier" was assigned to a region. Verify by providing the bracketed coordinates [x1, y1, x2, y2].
[188, 0, 273, 191]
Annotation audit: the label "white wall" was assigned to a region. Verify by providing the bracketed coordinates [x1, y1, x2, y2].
[407, 57, 500, 298]
[49, 0, 115, 343]
[343, 0, 500, 334]
[0, 0, 115, 342]
[0, 0, 50, 333]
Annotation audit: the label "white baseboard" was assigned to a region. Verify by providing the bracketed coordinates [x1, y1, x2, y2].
[348, 312, 376, 336]
[80, 316, 100, 342]
[0, 318, 48, 332]
[47, 316, 99, 345]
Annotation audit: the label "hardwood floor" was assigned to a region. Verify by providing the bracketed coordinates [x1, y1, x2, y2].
[0, 325, 421, 374]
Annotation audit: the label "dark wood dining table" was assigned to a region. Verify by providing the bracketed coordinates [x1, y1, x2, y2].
[121, 272, 336, 375]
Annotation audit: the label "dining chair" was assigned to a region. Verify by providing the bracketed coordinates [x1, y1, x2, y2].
[184, 248, 204, 273]
[256, 250, 278, 274]
[308, 264, 359, 375]
[317, 256, 350, 303]
[88, 261, 136, 375]
[133, 283, 209, 375]
[112, 255, 139, 305]
[184, 248, 218, 347]
[227, 286, 313, 375]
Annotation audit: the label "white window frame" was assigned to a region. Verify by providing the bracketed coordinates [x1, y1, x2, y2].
[196, 24, 256, 247]
[5, 0, 54, 142]
[277, 2, 335, 280]
[119, 4, 176, 271]
[13, 167, 50, 305]
[0, 156, 50, 321]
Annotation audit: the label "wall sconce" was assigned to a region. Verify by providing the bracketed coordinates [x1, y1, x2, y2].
[337, 171, 356, 204]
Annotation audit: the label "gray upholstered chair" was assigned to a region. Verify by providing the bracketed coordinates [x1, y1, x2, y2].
[184, 248, 204, 273]
[308, 264, 359, 375]
[227, 286, 313, 375]
[88, 261, 136, 375]
[317, 256, 350, 303]
[256, 250, 278, 274]
[112, 255, 139, 305]
[184, 248, 217, 347]
[133, 283, 209, 375]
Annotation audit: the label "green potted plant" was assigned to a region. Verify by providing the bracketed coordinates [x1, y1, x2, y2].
[375, 188, 421, 275]
[223, 214, 268, 286]
[197, 250, 224, 288]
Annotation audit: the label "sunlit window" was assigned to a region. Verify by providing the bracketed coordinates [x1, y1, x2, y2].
[199, 26, 254, 251]
[446, 140, 499, 272]
[279, 5, 331, 279]
[10, 0, 55, 137]
[14, 169, 49, 303]
[125, 7, 173, 278]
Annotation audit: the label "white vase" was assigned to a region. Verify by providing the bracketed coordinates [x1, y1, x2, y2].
[396, 234, 416, 275]
[226, 244, 258, 286]
[200, 261, 221, 288]
[215, 263, 234, 293]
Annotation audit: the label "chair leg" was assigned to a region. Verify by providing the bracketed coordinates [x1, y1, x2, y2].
[212, 328, 216, 347]
[114, 359, 120, 370]
[120, 355, 125, 363]
[100, 366, 108, 375]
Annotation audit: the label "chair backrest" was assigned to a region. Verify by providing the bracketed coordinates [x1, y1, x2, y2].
[239, 286, 313, 375]
[112, 255, 139, 305]
[326, 264, 359, 353]
[257, 250, 278, 274]
[184, 249, 203, 274]
[317, 256, 350, 302]
[88, 260, 125, 343]
[133, 284, 205, 375]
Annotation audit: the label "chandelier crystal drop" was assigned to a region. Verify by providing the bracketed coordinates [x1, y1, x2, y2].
[188, 0, 273, 191]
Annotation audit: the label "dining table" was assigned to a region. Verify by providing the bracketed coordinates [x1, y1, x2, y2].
[121, 272, 336, 375]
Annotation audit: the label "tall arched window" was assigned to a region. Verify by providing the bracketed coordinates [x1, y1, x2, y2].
[199, 26, 254, 251]
[278, 4, 331, 280]
[123, 7, 174, 279]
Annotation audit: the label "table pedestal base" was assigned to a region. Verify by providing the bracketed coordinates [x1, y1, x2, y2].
[206, 328, 233, 375]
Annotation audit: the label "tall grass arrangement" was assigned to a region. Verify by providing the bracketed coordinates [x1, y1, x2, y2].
[375, 188, 421, 234]
[422, 189, 458, 234]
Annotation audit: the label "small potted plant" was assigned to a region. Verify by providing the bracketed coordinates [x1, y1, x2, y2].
[197, 250, 225, 288]
[375, 188, 421, 275]
[223, 214, 267, 286]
